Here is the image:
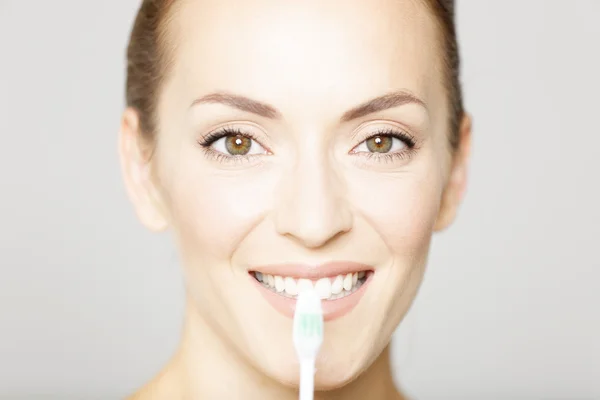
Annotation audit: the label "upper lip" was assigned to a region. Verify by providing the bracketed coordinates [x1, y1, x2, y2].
[250, 261, 373, 280]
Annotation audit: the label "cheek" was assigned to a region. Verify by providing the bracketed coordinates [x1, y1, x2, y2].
[163, 163, 278, 264]
[171, 176, 273, 259]
[349, 169, 443, 258]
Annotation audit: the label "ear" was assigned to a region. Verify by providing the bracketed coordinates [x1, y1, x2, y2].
[118, 108, 169, 232]
[434, 113, 472, 232]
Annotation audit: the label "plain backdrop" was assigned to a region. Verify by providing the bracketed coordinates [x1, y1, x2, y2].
[0, 1, 598, 399]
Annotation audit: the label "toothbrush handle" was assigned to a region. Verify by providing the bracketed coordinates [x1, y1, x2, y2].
[299, 361, 315, 400]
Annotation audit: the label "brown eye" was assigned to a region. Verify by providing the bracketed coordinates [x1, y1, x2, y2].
[205, 130, 268, 157]
[352, 131, 410, 157]
[365, 135, 393, 153]
[225, 135, 252, 155]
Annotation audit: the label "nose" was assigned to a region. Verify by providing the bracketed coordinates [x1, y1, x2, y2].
[272, 154, 353, 248]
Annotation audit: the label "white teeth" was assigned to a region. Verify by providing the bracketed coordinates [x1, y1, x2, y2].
[284, 277, 297, 296]
[254, 271, 368, 300]
[315, 278, 332, 300]
[343, 273, 353, 291]
[274, 276, 285, 293]
[331, 275, 343, 295]
[297, 279, 313, 293]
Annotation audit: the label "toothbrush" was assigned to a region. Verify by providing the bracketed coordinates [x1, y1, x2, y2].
[293, 287, 324, 400]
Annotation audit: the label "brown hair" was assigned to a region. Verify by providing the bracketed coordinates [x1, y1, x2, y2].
[125, 0, 463, 148]
[424, 0, 464, 149]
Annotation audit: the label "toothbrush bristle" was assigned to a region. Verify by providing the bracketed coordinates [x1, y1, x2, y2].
[299, 313, 323, 337]
[293, 288, 324, 359]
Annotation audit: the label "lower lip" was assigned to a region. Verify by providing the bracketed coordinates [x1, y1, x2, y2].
[250, 273, 372, 321]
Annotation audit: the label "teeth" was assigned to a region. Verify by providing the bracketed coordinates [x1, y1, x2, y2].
[314, 278, 331, 300]
[284, 277, 297, 296]
[297, 279, 313, 293]
[343, 273, 353, 291]
[331, 275, 343, 295]
[274, 276, 285, 293]
[254, 271, 368, 300]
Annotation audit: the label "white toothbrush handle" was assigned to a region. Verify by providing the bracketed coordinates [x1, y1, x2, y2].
[299, 360, 315, 400]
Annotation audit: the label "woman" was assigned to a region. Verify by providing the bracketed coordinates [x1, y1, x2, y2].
[119, 0, 471, 398]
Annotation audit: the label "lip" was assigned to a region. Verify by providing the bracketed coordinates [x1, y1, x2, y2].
[251, 261, 372, 280]
[249, 261, 374, 321]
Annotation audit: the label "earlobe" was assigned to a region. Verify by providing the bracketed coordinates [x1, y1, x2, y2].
[434, 113, 472, 232]
[118, 108, 169, 232]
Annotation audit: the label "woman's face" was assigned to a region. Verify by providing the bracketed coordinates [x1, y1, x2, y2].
[123, 0, 468, 390]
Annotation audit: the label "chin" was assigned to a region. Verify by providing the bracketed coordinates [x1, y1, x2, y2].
[313, 362, 364, 391]
[250, 332, 376, 391]
[261, 356, 365, 392]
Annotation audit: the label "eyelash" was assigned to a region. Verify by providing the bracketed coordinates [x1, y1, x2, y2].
[197, 127, 265, 164]
[356, 128, 417, 163]
[196, 127, 418, 164]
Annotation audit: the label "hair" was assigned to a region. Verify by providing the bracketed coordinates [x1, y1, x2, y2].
[126, 0, 463, 149]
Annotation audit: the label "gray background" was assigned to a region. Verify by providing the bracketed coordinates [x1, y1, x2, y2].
[0, 1, 598, 399]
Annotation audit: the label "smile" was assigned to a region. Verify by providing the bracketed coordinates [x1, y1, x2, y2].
[249, 261, 374, 321]
[251, 270, 368, 300]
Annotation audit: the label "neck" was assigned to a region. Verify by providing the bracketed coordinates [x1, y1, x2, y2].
[143, 299, 405, 400]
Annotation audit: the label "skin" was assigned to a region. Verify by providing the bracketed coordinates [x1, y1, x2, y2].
[119, 0, 472, 399]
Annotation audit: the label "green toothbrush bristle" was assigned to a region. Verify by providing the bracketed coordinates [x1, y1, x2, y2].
[300, 313, 323, 336]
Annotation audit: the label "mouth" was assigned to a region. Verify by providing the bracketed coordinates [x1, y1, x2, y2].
[250, 270, 369, 300]
[248, 262, 374, 321]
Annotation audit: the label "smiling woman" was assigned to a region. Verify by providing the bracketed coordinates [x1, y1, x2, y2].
[119, 0, 471, 399]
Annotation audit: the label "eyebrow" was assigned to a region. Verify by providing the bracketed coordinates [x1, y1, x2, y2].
[340, 91, 427, 122]
[190, 92, 281, 119]
[190, 90, 427, 122]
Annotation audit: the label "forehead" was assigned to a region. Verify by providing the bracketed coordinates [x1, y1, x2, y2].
[166, 0, 443, 119]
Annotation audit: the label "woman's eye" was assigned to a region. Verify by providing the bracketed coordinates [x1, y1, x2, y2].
[354, 135, 407, 154]
[211, 134, 267, 156]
